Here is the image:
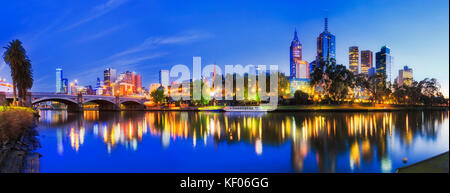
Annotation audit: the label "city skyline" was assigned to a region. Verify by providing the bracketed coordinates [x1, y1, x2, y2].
[0, 0, 448, 96]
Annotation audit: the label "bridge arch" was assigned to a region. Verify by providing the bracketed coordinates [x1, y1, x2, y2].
[32, 97, 81, 112]
[120, 100, 145, 110]
[83, 99, 119, 111]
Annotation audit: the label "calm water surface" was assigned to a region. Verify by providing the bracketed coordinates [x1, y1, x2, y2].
[35, 110, 449, 173]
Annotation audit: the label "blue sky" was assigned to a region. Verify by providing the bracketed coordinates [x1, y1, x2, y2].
[0, 0, 448, 96]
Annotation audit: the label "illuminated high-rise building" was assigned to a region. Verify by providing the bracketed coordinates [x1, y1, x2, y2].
[360, 50, 373, 76]
[56, 68, 63, 93]
[376, 46, 393, 86]
[104, 69, 111, 87]
[104, 68, 117, 94]
[316, 17, 336, 67]
[290, 29, 309, 79]
[62, 78, 68, 94]
[135, 74, 142, 93]
[397, 66, 413, 87]
[349, 46, 359, 74]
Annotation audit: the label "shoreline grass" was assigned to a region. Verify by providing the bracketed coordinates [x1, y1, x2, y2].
[396, 151, 449, 173]
[0, 106, 37, 141]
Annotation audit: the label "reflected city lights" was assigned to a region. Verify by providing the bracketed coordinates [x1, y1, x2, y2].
[37, 110, 449, 172]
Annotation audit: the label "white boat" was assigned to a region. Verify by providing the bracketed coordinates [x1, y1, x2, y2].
[223, 106, 275, 112]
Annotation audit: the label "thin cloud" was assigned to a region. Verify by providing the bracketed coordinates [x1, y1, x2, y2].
[70, 52, 167, 85]
[0, 61, 6, 71]
[75, 24, 126, 44]
[59, 0, 130, 32]
[110, 30, 213, 58]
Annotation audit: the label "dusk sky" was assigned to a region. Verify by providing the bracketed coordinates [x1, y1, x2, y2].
[0, 0, 448, 96]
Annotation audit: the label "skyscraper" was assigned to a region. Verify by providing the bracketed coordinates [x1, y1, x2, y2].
[349, 46, 359, 74]
[135, 74, 142, 93]
[360, 50, 373, 76]
[316, 17, 336, 67]
[110, 68, 117, 83]
[376, 46, 393, 85]
[56, 68, 63, 93]
[104, 68, 117, 94]
[62, 78, 68, 94]
[397, 66, 413, 87]
[104, 68, 111, 87]
[290, 29, 309, 79]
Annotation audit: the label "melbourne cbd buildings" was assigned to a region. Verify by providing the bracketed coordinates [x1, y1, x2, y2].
[289, 29, 311, 95]
[375, 45, 394, 87]
[289, 17, 335, 96]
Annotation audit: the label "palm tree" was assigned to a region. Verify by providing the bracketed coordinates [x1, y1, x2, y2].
[3, 40, 33, 106]
[17, 58, 33, 105]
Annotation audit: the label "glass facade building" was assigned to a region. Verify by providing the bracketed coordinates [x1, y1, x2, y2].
[62, 78, 68, 94]
[56, 68, 63, 93]
[103, 68, 117, 94]
[290, 29, 309, 79]
[375, 46, 393, 85]
[397, 65, 413, 87]
[360, 50, 373, 76]
[349, 46, 359, 74]
[316, 18, 336, 67]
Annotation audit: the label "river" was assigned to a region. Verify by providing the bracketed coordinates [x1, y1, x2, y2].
[34, 110, 449, 173]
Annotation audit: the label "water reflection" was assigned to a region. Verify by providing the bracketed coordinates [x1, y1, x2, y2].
[37, 110, 449, 173]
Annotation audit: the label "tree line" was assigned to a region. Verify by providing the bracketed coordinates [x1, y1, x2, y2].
[290, 59, 446, 105]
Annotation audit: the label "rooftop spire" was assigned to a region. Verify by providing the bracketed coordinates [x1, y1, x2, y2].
[293, 28, 298, 41]
[324, 17, 328, 32]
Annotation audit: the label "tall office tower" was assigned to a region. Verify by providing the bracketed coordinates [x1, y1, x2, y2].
[110, 69, 117, 83]
[123, 71, 133, 84]
[290, 29, 309, 79]
[104, 68, 117, 87]
[62, 78, 68, 94]
[104, 68, 111, 87]
[316, 17, 336, 67]
[348, 46, 359, 74]
[70, 80, 78, 95]
[309, 60, 316, 75]
[135, 74, 142, 92]
[56, 68, 63, 93]
[159, 70, 169, 88]
[131, 72, 137, 92]
[397, 65, 413, 87]
[360, 50, 373, 76]
[132, 72, 136, 84]
[376, 46, 393, 86]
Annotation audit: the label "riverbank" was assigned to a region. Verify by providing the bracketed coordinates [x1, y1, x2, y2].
[274, 104, 449, 112]
[141, 104, 448, 112]
[396, 151, 449, 173]
[0, 106, 41, 173]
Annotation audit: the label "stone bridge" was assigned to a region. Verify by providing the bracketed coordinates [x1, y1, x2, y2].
[2, 92, 146, 112]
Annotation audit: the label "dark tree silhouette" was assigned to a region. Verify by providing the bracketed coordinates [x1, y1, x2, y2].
[3, 40, 33, 106]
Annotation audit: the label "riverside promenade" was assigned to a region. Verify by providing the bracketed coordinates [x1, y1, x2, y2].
[143, 104, 449, 112]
